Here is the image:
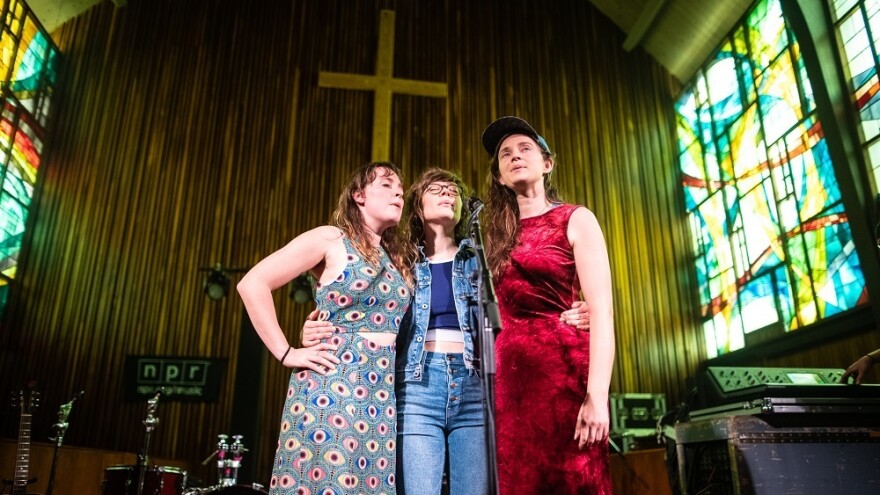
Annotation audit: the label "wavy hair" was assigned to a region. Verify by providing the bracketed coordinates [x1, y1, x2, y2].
[484, 143, 560, 278]
[402, 168, 473, 264]
[330, 161, 412, 285]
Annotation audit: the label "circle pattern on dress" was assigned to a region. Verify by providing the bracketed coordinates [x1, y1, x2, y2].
[270, 237, 408, 494]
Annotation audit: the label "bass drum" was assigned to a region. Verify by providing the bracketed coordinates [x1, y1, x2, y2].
[102, 465, 187, 495]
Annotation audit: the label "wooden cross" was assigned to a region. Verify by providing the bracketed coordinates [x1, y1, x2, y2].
[318, 10, 448, 161]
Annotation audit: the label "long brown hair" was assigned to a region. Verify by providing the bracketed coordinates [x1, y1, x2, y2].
[485, 142, 560, 278]
[330, 161, 412, 285]
[402, 168, 473, 265]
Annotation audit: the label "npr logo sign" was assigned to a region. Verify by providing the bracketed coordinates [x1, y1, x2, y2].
[124, 356, 226, 403]
[139, 359, 210, 385]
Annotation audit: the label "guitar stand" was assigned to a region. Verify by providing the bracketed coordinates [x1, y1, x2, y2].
[46, 391, 83, 495]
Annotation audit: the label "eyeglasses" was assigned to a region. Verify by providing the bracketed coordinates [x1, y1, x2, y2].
[425, 183, 460, 197]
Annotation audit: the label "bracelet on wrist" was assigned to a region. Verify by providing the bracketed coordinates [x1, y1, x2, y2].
[280, 345, 293, 364]
[866, 354, 878, 365]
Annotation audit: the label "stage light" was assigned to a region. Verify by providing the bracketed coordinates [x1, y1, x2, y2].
[204, 266, 230, 300]
[289, 274, 315, 304]
[200, 263, 248, 301]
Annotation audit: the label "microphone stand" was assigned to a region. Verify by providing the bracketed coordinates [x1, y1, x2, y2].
[45, 391, 84, 495]
[469, 202, 501, 495]
[137, 391, 162, 495]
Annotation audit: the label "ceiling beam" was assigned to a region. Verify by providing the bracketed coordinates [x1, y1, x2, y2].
[623, 0, 667, 52]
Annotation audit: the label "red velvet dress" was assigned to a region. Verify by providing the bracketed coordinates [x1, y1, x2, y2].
[494, 203, 612, 494]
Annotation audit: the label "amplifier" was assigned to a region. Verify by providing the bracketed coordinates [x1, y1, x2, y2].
[706, 366, 844, 392]
[675, 414, 880, 494]
[694, 366, 880, 409]
[610, 393, 666, 436]
[691, 366, 880, 422]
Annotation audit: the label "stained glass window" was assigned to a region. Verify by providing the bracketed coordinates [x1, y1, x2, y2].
[0, 0, 59, 316]
[831, 0, 880, 194]
[675, 0, 867, 358]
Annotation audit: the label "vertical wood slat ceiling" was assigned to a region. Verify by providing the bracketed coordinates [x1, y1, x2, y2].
[0, 0, 708, 481]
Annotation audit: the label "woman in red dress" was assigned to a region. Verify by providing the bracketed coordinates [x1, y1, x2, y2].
[481, 116, 615, 494]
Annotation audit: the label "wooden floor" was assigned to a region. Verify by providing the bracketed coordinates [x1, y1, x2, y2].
[610, 447, 674, 495]
[1, 439, 672, 494]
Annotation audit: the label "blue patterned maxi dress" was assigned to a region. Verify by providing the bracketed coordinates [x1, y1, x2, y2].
[269, 237, 410, 495]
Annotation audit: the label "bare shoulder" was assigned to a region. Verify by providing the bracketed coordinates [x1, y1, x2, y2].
[567, 205, 601, 234]
[241, 226, 345, 289]
[568, 205, 597, 223]
[288, 225, 346, 262]
[271, 225, 344, 262]
[305, 225, 345, 242]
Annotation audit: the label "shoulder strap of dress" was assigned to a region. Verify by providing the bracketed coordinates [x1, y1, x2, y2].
[339, 232, 383, 262]
[553, 203, 581, 224]
[335, 230, 357, 254]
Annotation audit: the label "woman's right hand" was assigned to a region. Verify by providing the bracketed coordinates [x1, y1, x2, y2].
[560, 301, 590, 330]
[283, 342, 341, 375]
[301, 309, 336, 347]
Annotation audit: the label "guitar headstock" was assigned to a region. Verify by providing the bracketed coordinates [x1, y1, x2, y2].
[10, 382, 40, 415]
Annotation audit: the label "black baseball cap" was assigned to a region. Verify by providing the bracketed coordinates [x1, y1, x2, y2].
[481, 116, 551, 156]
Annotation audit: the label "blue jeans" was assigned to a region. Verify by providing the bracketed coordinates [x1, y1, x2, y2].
[396, 352, 487, 495]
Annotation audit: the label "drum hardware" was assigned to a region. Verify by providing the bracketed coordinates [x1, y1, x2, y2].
[45, 390, 84, 495]
[213, 435, 246, 487]
[182, 435, 264, 495]
[136, 389, 167, 495]
[100, 389, 189, 495]
[182, 485, 266, 495]
[102, 465, 186, 495]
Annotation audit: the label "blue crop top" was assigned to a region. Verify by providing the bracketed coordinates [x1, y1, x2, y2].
[428, 260, 459, 329]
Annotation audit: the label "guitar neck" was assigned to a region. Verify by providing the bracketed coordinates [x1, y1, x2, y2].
[13, 412, 32, 494]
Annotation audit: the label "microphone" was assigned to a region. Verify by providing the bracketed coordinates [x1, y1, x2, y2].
[467, 196, 484, 214]
[62, 390, 84, 408]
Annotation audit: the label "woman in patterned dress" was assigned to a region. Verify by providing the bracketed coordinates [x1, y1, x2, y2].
[237, 162, 413, 495]
[481, 116, 615, 494]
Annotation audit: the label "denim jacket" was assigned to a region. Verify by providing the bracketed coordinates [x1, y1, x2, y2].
[396, 238, 479, 381]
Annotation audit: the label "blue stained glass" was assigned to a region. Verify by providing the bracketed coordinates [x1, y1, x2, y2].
[677, 0, 868, 356]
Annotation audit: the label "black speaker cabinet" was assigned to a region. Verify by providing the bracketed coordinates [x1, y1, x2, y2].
[675, 414, 880, 494]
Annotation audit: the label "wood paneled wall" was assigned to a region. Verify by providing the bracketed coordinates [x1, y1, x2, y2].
[2, 0, 875, 485]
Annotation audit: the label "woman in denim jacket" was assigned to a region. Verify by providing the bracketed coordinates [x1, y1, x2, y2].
[394, 168, 485, 495]
[302, 168, 589, 494]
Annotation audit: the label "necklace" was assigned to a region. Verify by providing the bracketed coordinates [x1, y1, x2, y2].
[521, 201, 553, 220]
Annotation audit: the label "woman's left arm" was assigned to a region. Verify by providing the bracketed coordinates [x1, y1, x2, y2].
[568, 207, 615, 449]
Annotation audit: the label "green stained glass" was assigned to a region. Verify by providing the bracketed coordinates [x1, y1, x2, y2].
[795, 51, 816, 114]
[677, 0, 868, 357]
[748, 0, 789, 69]
[832, 0, 860, 20]
[833, 0, 880, 192]
[740, 181, 776, 267]
[676, 101, 698, 153]
[0, 0, 59, 318]
[0, 279, 7, 319]
[682, 141, 709, 211]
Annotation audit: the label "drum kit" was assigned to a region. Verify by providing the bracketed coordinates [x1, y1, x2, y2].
[100, 391, 266, 495]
